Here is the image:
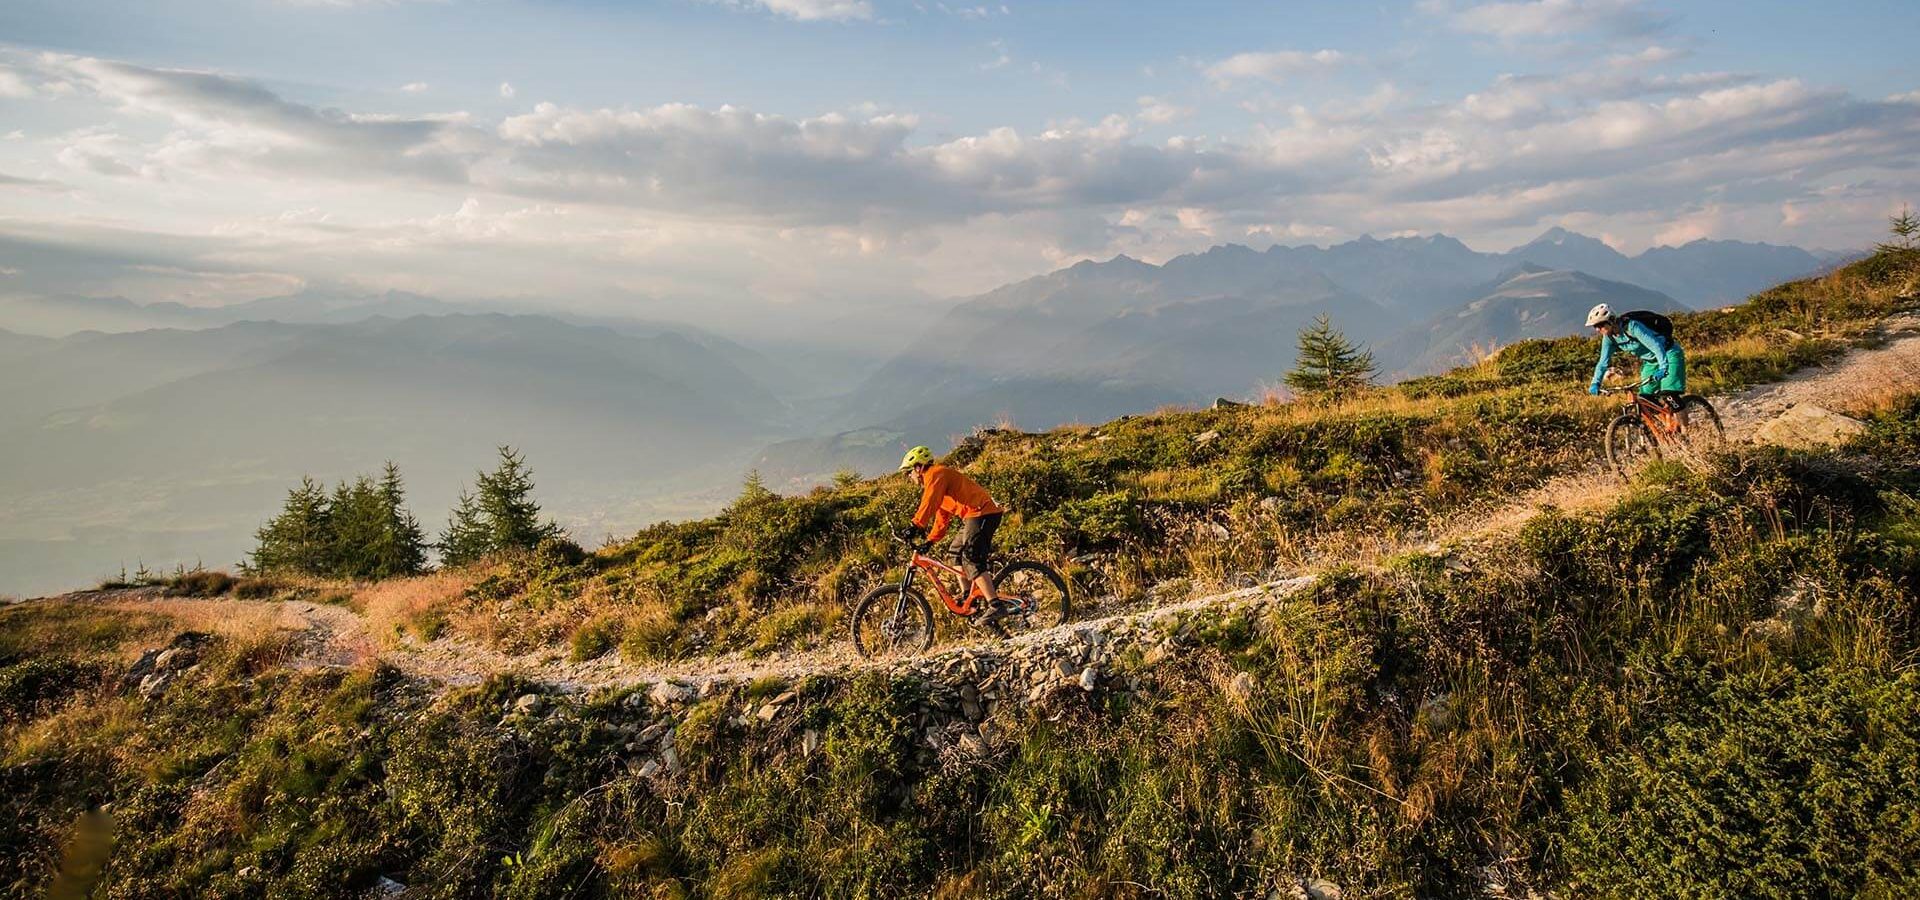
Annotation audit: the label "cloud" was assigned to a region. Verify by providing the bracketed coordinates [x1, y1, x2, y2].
[1608, 44, 1685, 66]
[0, 66, 33, 98]
[1134, 96, 1190, 126]
[499, 81, 515, 99]
[0, 171, 67, 192]
[400, 81, 430, 93]
[1204, 49, 1347, 87]
[1435, 0, 1670, 40]
[703, 0, 874, 22]
[34, 55, 480, 184]
[6, 50, 1919, 303]
[981, 39, 1012, 70]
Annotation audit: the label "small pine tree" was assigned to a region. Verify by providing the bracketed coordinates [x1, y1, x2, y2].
[1883, 205, 1918, 252]
[1284, 314, 1375, 397]
[475, 445, 560, 553]
[248, 477, 334, 575]
[439, 485, 492, 568]
[326, 477, 378, 579]
[375, 461, 428, 577]
[733, 470, 777, 509]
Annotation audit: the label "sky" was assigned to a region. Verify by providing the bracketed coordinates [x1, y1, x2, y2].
[0, 0, 1916, 329]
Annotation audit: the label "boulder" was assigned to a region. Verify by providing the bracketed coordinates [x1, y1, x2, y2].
[649, 681, 697, 707]
[1752, 403, 1868, 449]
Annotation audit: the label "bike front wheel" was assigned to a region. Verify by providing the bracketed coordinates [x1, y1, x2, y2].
[850, 582, 935, 660]
[1605, 413, 1661, 481]
[991, 560, 1071, 638]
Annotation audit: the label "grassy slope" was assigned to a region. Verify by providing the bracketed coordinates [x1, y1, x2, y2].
[1, 248, 1918, 898]
[416, 248, 1916, 662]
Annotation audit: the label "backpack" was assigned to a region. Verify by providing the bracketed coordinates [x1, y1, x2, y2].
[1617, 310, 1674, 339]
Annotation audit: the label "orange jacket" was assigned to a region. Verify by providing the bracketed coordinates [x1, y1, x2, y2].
[912, 464, 1004, 543]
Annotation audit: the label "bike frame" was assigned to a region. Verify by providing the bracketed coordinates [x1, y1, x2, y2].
[1628, 392, 1686, 438]
[1604, 380, 1686, 439]
[899, 549, 987, 617]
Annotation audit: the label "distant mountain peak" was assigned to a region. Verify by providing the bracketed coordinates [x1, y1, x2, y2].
[1524, 226, 1612, 249]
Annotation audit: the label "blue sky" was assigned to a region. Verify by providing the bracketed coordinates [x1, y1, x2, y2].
[0, 0, 1915, 326]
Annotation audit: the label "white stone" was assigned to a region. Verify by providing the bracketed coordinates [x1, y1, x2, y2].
[1753, 403, 1869, 450]
[649, 681, 696, 706]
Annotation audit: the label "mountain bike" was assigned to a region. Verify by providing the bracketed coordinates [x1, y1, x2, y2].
[849, 532, 1070, 660]
[1599, 380, 1725, 479]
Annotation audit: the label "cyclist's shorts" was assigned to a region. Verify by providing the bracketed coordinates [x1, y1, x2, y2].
[1638, 346, 1685, 395]
[954, 512, 1002, 581]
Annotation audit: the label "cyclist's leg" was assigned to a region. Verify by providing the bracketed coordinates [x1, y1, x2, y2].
[960, 513, 1003, 606]
[1638, 360, 1660, 396]
[1660, 346, 1686, 394]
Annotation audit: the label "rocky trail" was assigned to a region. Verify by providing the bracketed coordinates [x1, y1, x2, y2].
[34, 314, 1920, 700]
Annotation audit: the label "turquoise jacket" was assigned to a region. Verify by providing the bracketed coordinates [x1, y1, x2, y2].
[1590, 319, 1678, 391]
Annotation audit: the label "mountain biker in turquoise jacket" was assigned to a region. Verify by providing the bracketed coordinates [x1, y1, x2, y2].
[1585, 303, 1685, 397]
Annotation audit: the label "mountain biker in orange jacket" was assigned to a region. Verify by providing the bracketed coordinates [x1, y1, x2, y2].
[899, 445, 1014, 626]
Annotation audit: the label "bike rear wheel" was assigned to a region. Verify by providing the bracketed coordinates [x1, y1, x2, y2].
[990, 560, 1070, 638]
[850, 583, 934, 660]
[1605, 413, 1661, 480]
[1672, 394, 1725, 455]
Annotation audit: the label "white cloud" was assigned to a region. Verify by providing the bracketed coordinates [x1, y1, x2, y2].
[499, 81, 515, 99]
[400, 81, 430, 93]
[1134, 95, 1190, 126]
[1204, 49, 1346, 87]
[6, 50, 1919, 304]
[706, 0, 874, 22]
[1438, 0, 1670, 39]
[981, 39, 1012, 70]
[1608, 45, 1685, 67]
[0, 67, 33, 98]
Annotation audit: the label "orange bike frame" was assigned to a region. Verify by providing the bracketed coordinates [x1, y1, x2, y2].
[1631, 393, 1685, 438]
[905, 550, 987, 617]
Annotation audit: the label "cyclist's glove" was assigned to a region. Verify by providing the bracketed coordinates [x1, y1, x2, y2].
[1588, 383, 1601, 395]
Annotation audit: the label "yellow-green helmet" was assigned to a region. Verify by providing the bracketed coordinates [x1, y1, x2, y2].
[899, 445, 934, 470]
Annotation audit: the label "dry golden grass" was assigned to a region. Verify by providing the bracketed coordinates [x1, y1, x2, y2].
[356, 571, 476, 647]
[102, 598, 282, 641]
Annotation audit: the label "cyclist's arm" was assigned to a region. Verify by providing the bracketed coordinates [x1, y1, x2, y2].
[925, 508, 953, 545]
[1590, 335, 1614, 391]
[911, 468, 948, 535]
[1624, 319, 1675, 375]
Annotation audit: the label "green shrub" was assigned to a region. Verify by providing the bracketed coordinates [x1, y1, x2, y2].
[1565, 663, 1920, 898]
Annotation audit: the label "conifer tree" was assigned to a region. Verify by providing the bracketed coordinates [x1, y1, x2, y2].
[475, 445, 559, 553]
[1884, 205, 1918, 251]
[375, 461, 428, 577]
[438, 485, 492, 568]
[1284, 314, 1375, 397]
[248, 477, 334, 575]
[328, 476, 390, 580]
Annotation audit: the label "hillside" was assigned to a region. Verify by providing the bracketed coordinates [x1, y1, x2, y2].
[764, 229, 1834, 483]
[2, 247, 1916, 897]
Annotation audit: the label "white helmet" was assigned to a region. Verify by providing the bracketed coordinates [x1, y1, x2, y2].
[1584, 303, 1613, 328]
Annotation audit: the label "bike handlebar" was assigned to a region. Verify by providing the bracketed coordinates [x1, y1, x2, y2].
[1598, 379, 1649, 395]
